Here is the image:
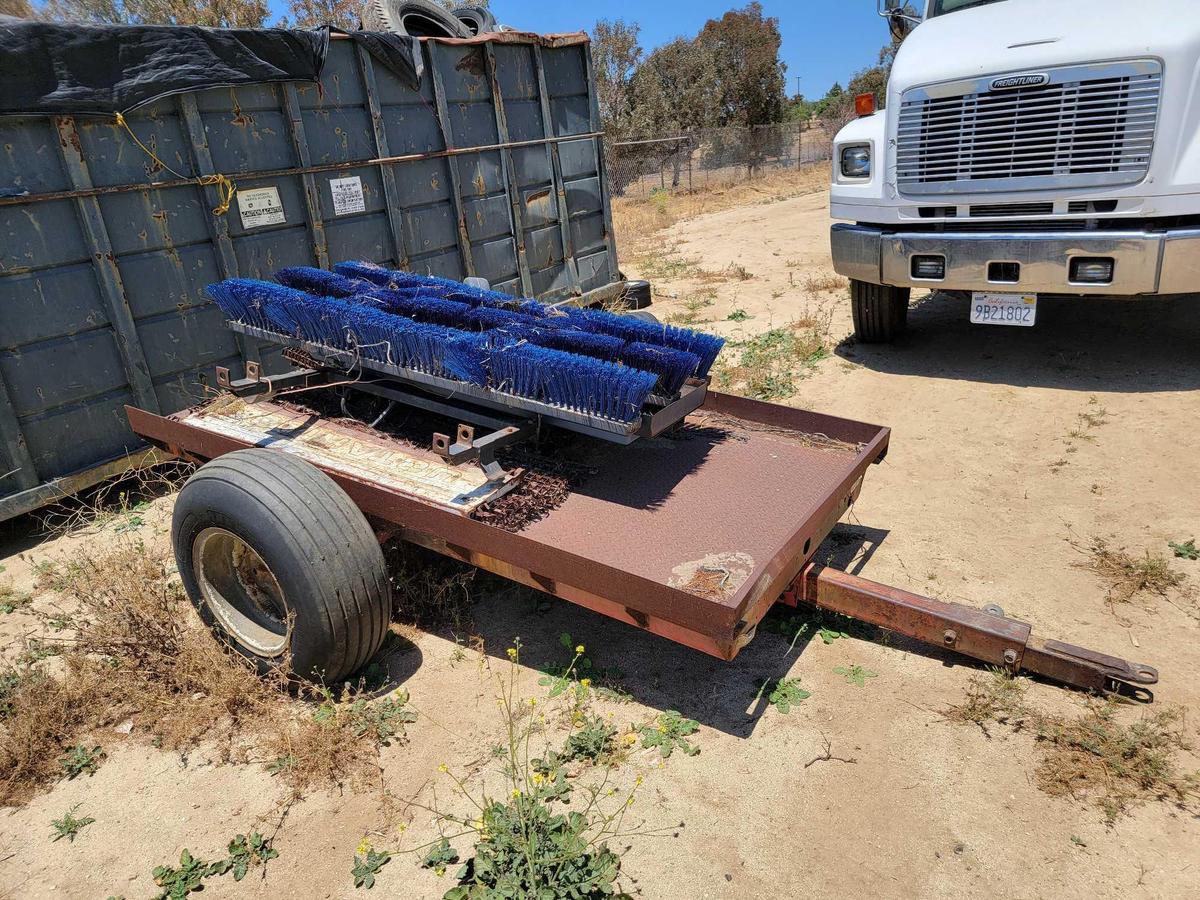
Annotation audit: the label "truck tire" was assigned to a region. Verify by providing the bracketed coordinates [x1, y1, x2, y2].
[361, 0, 472, 37]
[172, 449, 391, 683]
[850, 279, 909, 343]
[452, 5, 497, 35]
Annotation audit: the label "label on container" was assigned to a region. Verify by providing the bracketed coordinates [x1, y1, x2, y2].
[330, 176, 366, 216]
[236, 187, 285, 228]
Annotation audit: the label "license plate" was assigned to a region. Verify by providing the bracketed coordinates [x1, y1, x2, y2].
[971, 292, 1037, 326]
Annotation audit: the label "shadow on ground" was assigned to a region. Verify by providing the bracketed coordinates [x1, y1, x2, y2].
[391, 522, 982, 739]
[837, 291, 1200, 392]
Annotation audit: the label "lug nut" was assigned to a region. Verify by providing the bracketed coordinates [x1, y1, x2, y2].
[943, 629, 957, 646]
[1003, 649, 1018, 666]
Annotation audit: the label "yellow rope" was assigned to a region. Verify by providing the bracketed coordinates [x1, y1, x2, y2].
[114, 112, 236, 216]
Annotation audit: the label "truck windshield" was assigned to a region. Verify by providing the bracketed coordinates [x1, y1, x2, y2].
[930, 0, 1007, 15]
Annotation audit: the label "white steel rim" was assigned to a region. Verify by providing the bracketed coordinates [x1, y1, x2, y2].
[192, 526, 290, 657]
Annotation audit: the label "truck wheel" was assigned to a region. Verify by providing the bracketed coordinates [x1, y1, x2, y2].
[850, 279, 910, 343]
[172, 449, 391, 683]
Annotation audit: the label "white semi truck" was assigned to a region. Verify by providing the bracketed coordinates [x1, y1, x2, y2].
[829, 0, 1200, 341]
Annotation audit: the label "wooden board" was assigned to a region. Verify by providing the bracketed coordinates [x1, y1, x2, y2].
[184, 400, 514, 515]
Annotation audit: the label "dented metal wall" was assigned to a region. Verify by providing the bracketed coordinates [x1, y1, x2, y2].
[0, 33, 619, 521]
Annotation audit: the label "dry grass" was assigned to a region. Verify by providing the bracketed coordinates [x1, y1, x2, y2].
[0, 539, 430, 806]
[945, 669, 1027, 733]
[946, 674, 1199, 823]
[611, 163, 829, 252]
[713, 304, 835, 401]
[384, 541, 479, 638]
[802, 271, 849, 294]
[1078, 537, 1188, 609]
[1032, 703, 1199, 824]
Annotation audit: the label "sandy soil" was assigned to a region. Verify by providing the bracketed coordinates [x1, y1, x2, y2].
[2, 189, 1198, 899]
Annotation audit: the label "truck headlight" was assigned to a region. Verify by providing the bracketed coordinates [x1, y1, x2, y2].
[839, 145, 871, 179]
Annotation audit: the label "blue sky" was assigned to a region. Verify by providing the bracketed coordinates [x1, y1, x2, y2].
[487, 1, 890, 100]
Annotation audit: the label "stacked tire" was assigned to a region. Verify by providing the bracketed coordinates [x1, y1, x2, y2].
[361, 0, 500, 37]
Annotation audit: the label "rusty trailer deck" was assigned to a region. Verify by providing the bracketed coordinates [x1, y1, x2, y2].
[128, 392, 889, 660]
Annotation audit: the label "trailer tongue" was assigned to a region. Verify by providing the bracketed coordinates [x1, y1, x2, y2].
[126, 385, 1158, 701]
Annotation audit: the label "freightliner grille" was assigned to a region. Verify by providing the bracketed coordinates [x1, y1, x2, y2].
[896, 63, 1161, 195]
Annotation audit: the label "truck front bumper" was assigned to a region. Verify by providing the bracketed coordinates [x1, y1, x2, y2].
[831, 223, 1200, 296]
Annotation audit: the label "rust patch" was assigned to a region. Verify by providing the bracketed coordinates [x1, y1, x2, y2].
[455, 48, 487, 78]
[670, 553, 756, 601]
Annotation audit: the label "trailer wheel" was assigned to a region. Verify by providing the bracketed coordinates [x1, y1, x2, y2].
[850, 279, 909, 343]
[172, 449, 390, 683]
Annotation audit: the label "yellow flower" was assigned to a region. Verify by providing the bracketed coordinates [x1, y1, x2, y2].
[580, 678, 591, 688]
[635, 775, 644, 786]
[575, 644, 585, 654]
[626, 796, 635, 807]
[511, 788, 521, 798]
[506, 647, 518, 660]
[356, 838, 371, 855]
[532, 772, 545, 785]
[622, 733, 637, 746]
[438, 763, 449, 773]
[527, 698, 537, 707]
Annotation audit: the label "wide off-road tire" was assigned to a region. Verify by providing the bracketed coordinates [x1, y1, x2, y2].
[172, 449, 390, 683]
[361, 0, 472, 37]
[850, 279, 910, 343]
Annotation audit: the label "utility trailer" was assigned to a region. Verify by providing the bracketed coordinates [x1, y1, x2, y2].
[125, 374, 1159, 701]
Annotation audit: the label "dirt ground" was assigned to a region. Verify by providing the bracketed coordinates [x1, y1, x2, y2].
[2, 186, 1198, 899]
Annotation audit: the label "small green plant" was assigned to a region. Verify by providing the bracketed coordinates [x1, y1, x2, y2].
[563, 715, 619, 763]
[313, 687, 417, 746]
[637, 710, 700, 759]
[59, 744, 104, 779]
[352, 848, 391, 889]
[817, 626, 849, 644]
[726, 308, 751, 322]
[50, 805, 95, 842]
[834, 665, 878, 688]
[153, 849, 220, 900]
[222, 832, 278, 881]
[113, 514, 145, 534]
[421, 838, 459, 876]
[347, 693, 417, 745]
[1169, 539, 1198, 561]
[266, 754, 296, 776]
[0, 581, 32, 615]
[1070, 835, 1087, 848]
[755, 677, 812, 714]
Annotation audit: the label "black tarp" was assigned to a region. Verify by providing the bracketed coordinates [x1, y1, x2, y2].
[0, 22, 422, 116]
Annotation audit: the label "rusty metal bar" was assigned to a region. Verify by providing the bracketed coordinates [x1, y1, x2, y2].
[795, 565, 1158, 700]
[281, 84, 331, 270]
[0, 446, 170, 522]
[533, 43, 582, 295]
[0, 134, 604, 210]
[484, 42, 535, 296]
[427, 42, 478, 278]
[53, 116, 161, 415]
[177, 94, 257, 365]
[354, 44, 411, 270]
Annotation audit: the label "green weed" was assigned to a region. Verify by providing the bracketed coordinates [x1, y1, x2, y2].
[637, 710, 700, 759]
[50, 805, 95, 842]
[59, 744, 104, 779]
[352, 849, 391, 889]
[1169, 539, 1198, 561]
[421, 838, 459, 876]
[727, 308, 752, 322]
[756, 677, 812, 714]
[833, 665, 877, 688]
[222, 832, 278, 881]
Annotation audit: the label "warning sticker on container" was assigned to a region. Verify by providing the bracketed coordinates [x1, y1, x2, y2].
[330, 176, 366, 216]
[236, 187, 285, 229]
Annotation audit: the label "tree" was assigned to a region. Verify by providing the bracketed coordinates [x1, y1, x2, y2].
[591, 19, 642, 138]
[42, 0, 269, 27]
[694, 2, 786, 128]
[281, 0, 359, 29]
[1, 0, 33, 17]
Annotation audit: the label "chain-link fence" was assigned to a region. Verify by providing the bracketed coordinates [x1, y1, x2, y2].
[605, 123, 831, 198]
